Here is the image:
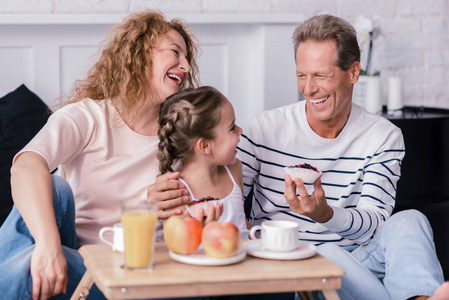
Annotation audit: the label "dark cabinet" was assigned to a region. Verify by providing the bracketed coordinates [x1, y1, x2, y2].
[385, 106, 449, 280]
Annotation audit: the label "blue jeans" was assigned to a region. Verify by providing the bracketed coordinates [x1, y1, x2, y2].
[315, 210, 444, 300]
[0, 175, 105, 300]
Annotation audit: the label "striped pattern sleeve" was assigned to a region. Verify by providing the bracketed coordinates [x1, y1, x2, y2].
[323, 127, 405, 245]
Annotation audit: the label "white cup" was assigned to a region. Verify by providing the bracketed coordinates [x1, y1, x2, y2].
[249, 220, 299, 252]
[99, 223, 124, 252]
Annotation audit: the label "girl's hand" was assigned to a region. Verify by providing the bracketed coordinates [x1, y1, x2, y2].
[147, 172, 191, 219]
[203, 203, 223, 224]
[184, 203, 223, 226]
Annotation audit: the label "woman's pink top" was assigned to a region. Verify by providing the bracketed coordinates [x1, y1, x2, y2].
[15, 99, 160, 245]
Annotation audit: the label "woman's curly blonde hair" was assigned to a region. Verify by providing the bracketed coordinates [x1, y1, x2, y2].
[61, 9, 200, 119]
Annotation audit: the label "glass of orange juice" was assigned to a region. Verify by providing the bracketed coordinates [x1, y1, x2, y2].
[121, 199, 158, 271]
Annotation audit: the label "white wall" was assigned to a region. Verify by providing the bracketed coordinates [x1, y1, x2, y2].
[1, 0, 448, 115]
[0, 15, 300, 128]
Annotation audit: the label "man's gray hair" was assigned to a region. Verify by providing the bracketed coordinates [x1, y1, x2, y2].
[293, 14, 360, 71]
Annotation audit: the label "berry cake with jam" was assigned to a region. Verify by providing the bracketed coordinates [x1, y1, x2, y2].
[284, 163, 323, 184]
[186, 196, 222, 218]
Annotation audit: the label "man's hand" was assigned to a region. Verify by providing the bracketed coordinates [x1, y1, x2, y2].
[30, 242, 67, 300]
[284, 174, 333, 223]
[147, 172, 190, 219]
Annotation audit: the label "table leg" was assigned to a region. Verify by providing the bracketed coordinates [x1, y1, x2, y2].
[322, 289, 340, 300]
[70, 271, 94, 300]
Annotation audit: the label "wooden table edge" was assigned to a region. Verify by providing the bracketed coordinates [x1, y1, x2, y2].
[71, 243, 344, 300]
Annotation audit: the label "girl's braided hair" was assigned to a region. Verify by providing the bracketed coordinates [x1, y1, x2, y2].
[157, 86, 227, 174]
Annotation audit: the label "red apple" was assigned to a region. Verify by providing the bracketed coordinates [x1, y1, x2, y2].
[163, 215, 203, 255]
[202, 222, 240, 258]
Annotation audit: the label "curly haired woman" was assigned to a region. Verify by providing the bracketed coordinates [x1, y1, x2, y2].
[0, 9, 212, 299]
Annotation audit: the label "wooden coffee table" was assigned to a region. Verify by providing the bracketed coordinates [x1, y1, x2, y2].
[71, 243, 344, 300]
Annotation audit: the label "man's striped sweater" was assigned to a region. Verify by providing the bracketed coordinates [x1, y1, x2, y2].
[237, 101, 405, 247]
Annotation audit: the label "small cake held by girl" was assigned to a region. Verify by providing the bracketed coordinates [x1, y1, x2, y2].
[157, 86, 249, 236]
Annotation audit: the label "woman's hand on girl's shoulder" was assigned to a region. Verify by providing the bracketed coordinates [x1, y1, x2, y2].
[147, 172, 191, 219]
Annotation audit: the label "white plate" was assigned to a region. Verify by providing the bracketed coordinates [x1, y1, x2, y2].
[169, 247, 246, 266]
[243, 240, 317, 260]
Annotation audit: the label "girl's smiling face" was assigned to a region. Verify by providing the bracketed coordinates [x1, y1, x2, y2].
[209, 100, 242, 166]
[150, 29, 191, 104]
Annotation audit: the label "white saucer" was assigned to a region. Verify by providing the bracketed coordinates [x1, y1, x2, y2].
[169, 247, 246, 266]
[243, 240, 316, 260]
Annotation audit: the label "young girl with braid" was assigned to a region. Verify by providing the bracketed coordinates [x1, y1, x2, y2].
[157, 86, 249, 235]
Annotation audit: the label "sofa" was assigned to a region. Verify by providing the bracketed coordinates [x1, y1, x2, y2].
[0, 84, 51, 226]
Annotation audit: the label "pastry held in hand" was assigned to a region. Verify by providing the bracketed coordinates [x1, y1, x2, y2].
[186, 196, 222, 218]
[284, 163, 323, 184]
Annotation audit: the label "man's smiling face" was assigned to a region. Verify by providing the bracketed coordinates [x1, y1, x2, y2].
[296, 39, 359, 137]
